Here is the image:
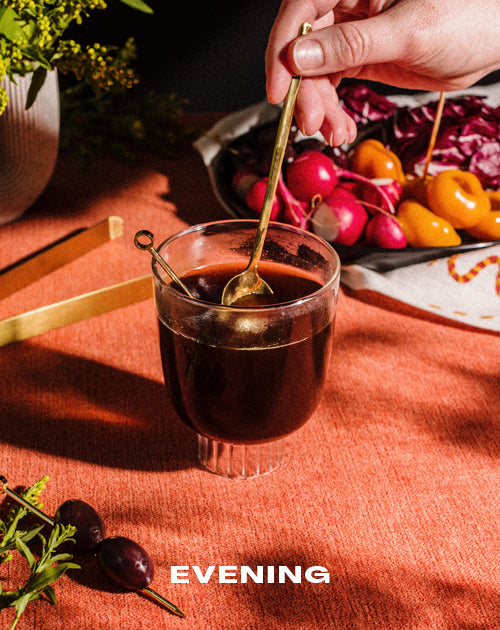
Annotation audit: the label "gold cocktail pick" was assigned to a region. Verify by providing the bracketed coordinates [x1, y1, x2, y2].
[134, 230, 195, 299]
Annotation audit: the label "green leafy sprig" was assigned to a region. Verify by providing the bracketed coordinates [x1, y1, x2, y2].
[0, 0, 153, 114]
[0, 476, 80, 630]
[0, 476, 48, 564]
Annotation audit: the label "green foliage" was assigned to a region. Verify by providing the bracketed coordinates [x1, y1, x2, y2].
[0, 476, 80, 630]
[60, 83, 201, 164]
[0, 475, 49, 564]
[0, 0, 153, 114]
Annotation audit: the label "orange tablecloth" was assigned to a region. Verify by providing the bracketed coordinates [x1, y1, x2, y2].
[1, 115, 499, 630]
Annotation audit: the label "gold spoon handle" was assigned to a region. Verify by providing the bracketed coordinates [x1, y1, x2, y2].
[247, 22, 312, 270]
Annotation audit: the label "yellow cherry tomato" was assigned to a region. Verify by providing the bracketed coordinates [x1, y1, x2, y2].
[350, 139, 405, 184]
[397, 199, 461, 247]
[402, 175, 433, 206]
[487, 190, 500, 212]
[466, 191, 500, 240]
[427, 170, 490, 229]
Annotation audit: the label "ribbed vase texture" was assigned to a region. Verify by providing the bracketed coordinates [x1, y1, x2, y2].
[0, 70, 59, 225]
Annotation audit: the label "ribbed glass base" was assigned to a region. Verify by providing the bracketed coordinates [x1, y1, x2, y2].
[197, 434, 286, 479]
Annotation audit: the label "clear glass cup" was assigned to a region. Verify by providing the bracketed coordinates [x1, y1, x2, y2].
[152, 220, 341, 479]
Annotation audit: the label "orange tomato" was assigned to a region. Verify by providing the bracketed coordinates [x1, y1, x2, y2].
[397, 199, 461, 247]
[427, 170, 490, 229]
[466, 191, 500, 240]
[349, 139, 405, 184]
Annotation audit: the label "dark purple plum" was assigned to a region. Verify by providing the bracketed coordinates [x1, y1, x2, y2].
[98, 536, 154, 590]
[54, 499, 106, 552]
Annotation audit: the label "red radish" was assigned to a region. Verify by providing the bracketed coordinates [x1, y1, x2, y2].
[337, 181, 361, 197]
[285, 150, 338, 202]
[277, 175, 310, 229]
[334, 168, 398, 215]
[316, 188, 368, 245]
[360, 178, 403, 214]
[365, 212, 407, 248]
[245, 177, 282, 220]
[312, 202, 340, 242]
[275, 148, 398, 219]
[231, 166, 259, 200]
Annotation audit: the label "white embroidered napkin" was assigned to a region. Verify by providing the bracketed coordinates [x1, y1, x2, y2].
[341, 246, 500, 332]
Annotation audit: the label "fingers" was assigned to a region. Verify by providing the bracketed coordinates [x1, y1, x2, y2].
[266, 5, 396, 102]
[265, 3, 401, 142]
[265, 0, 337, 104]
[287, 16, 400, 77]
[294, 77, 357, 144]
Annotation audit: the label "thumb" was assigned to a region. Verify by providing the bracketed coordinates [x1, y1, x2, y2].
[287, 15, 403, 76]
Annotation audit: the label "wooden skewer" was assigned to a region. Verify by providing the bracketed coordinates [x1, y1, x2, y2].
[422, 91, 446, 179]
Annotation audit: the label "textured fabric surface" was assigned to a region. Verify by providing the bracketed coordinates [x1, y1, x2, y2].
[1, 115, 499, 630]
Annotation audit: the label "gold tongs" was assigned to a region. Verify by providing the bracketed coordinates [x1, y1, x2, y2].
[0, 216, 153, 347]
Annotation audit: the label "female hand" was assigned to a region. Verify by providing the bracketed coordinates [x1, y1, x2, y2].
[266, 0, 500, 144]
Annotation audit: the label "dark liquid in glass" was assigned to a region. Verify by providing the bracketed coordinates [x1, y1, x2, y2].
[159, 262, 334, 444]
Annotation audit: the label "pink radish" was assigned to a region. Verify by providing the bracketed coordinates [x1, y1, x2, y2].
[245, 177, 282, 220]
[277, 175, 311, 229]
[285, 150, 338, 202]
[284, 149, 398, 215]
[314, 188, 368, 245]
[312, 202, 340, 242]
[365, 212, 407, 248]
[360, 178, 403, 214]
[231, 166, 259, 201]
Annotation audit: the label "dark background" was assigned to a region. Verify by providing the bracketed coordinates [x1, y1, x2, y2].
[70, 0, 282, 112]
[71, 0, 500, 112]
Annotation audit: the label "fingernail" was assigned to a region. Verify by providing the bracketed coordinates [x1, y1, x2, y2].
[292, 39, 324, 72]
[347, 127, 357, 145]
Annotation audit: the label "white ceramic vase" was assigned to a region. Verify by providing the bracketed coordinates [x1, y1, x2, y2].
[0, 70, 60, 225]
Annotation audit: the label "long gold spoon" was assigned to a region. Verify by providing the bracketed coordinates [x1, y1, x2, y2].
[221, 22, 312, 307]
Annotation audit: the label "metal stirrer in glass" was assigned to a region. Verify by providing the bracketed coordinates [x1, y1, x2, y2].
[134, 230, 195, 299]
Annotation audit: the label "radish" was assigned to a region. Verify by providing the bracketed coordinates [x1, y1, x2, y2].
[231, 166, 259, 201]
[337, 181, 361, 197]
[360, 178, 403, 214]
[284, 149, 397, 215]
[311, 201, 340, 242]
[365, 212, 407, 248]
[245, 177, 282, 220]
[313, 188, 368, 245]
[285, 150, 338, 202]
[277, 175, 311, 229]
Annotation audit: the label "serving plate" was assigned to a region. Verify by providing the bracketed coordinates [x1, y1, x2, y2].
[198, 92, 500, 272]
